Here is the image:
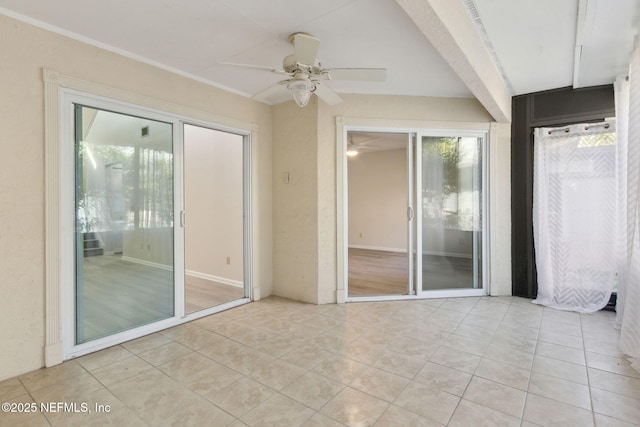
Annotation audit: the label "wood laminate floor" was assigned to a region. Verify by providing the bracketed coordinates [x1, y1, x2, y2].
[348, 248, 410, 296]
[348, 248, 477, 296]
[79, 254, 244, 342]
[185, 275, 245, 314]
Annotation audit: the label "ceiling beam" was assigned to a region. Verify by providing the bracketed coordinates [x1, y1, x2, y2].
[573, 0, 587, 88]
[395, 0, 511, 123]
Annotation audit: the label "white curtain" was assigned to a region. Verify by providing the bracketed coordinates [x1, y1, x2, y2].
[533, 123, 617, 313]
[616, 38, 640, 371]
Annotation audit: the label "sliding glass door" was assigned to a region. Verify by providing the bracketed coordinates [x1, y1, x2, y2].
[66, 92, 252, 357]
[344, 128, 487, 300]
[346, 132, 413, 297]
[416, 134, 485, 294]
[74, 104, 175, 344]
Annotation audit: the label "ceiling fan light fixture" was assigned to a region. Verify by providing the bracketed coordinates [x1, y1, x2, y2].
[287, 79, 315, 107]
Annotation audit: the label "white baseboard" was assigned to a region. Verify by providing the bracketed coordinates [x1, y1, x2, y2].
[348, 244, 407, 253]
[185, 270, 243, 288]
[422, 250, 472, 259]
[121, 256, 173, 271]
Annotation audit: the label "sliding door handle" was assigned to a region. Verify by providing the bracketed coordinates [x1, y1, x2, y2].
[180, 211, 186, 227]
[407, 206, 414, 221]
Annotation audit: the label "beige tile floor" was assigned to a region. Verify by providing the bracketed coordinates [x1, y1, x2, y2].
[1, 296, 639, 426]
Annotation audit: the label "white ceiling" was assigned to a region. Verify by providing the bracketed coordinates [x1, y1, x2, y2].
[1, 0, 638, 103]
[472, 0, 640, 94]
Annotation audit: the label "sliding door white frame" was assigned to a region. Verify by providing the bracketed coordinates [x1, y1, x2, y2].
[414, 130, 489, 298]
[47, 73, 254, 363]
[336, 117, 492, 303]
[407, 133, 416, 296]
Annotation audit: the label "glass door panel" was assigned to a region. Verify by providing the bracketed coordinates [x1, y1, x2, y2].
[183, 124, 245, 313]
[420, 135, 483, 291]
[74, 105, 174, 344]
[347, 132, 411, 297]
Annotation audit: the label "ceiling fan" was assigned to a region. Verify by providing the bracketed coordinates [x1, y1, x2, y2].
[347, 133, 383, 156]
[219, 32, 387, 107]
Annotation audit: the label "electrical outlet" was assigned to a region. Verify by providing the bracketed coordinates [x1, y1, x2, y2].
[226, 256, 230, 265]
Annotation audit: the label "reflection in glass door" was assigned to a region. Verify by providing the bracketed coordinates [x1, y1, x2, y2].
[418, 135, 484, 292]
[74, 105, 175, 344]
[346, 132, 413, 297]
[184, 124, 246, 313]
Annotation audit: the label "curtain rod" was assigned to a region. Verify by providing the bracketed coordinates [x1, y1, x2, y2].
[547, 122, 611, 135]
[584, 122, 610, 131]
[547, 127, 570, 135]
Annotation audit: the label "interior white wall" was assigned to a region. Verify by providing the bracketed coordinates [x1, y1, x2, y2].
[348, 148, 408, 252]
[0, 14, 273, 381]
[184, 125, 244, 283]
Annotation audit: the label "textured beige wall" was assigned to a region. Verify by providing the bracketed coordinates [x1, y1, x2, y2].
[272, 100, 319, 303]
[489, 123, 512, 296]
[0, 14, 272, 381]
[348, 148, 408, 251]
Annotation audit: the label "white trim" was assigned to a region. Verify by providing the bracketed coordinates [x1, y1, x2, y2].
[174, 119, 186, 319]
[407, 133, 415, 296]
[336, 117, 348, 304]
[245, 127, 255, 301]
[44, 70, 65, 366]
[487, 122, 499, 295]
[347, 288, 486, 302]
[185, 270, 244, 288]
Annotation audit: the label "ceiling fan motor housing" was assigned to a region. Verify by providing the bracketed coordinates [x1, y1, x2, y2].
[283, 55, 331, 81]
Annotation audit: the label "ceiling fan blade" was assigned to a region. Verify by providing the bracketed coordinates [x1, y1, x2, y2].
[294, 33, 320, 65]
[314, 83, 343, 105]
[218, 62, 288, 75]
[354, 137, 382, 146]
[252, 82, 286, 102]
[329, 68, 387, 82]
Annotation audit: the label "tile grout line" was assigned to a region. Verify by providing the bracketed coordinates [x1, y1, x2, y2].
[520, 303, 542, 426]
